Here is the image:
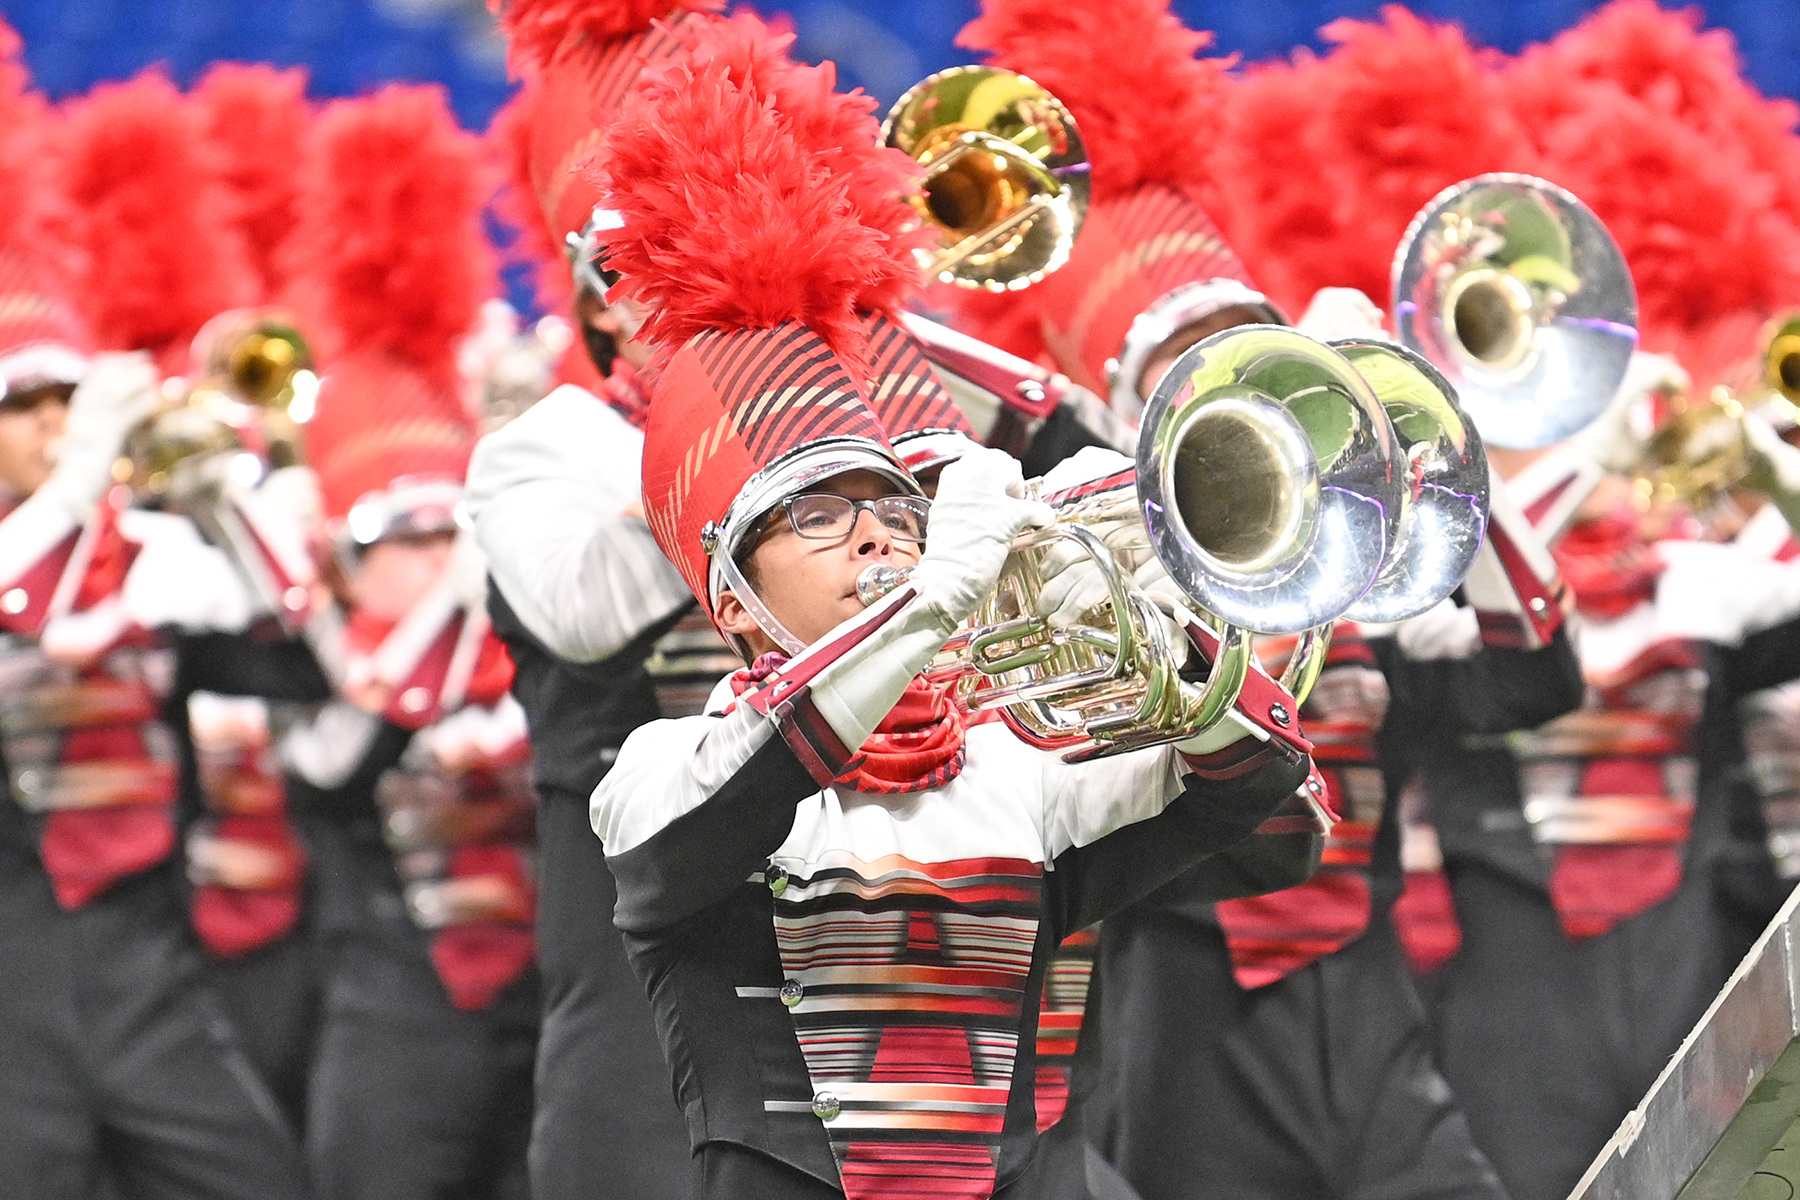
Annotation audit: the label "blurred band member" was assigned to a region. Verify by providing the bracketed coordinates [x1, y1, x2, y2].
[286, 85, 538, 1199]
[474, 3, 727, 1195]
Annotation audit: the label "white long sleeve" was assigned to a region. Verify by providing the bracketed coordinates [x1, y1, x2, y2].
[465, 385, 691, 663]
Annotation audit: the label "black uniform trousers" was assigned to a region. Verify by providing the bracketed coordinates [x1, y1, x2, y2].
[533, 782, 693, 1199]
[488, 585, 693, 1200]
[1075, 905, 1506, 1200]
[206, 922, 321, 1134]
[306, 829, 538, 1200]
[1433, 860, 1749, 1200]
[0, 855, 306, 1200]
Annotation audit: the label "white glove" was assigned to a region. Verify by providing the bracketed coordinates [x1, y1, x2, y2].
[1036, 520, 1153, 626]
[910, 447, 1051, 628]
[1034, 447, 1149, 625]
[1742, 410, 1800, 498]
[1296, 288, 1390, 342]
[117, 509, 253, 633]
[1572, 351, 1685, 475]
[39, 353, 160, 519]
[1394, 597, 1482, 661]
[417, 695, 529, 772]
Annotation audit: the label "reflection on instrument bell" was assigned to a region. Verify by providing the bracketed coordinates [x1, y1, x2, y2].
[1327, 339, 1490, 625]
[1138, 326, 1406, 636]
[855, 327, 1488, 760]
[118, 309, 317, 502]
[1393, 173, 1638, 450]
[883, 65, 1089, 292]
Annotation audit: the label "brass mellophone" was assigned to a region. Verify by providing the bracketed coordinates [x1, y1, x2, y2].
[860, 326, 1491, 762]
[882, 65, 1089, 293]
[1628, 311, 1800, 512]
[854, 171, 1656, 760]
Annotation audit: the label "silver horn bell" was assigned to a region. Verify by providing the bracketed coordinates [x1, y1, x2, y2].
[858, 325, 1490, 761]
[1393, 173, 1638, 450]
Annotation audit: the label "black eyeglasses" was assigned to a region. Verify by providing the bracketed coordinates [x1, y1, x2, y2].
[761, 493, 930, 546]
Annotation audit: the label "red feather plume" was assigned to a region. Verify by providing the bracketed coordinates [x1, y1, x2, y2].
[666, 12, 928, 317]
[58, 70, 256, 366]
[589, 12, 922, 362]
[1306, 8, 1537, 304]
[192, 63, 314, 302]
[956, 0, 1231, 207]
[0, 17, 59, 263]
[486, 80, 573, 314]
[287, 84, 497, 392]
[1204, 55, 1341, 317]
[491, 0, 719, 76]
[1503, 1, 1800, 379]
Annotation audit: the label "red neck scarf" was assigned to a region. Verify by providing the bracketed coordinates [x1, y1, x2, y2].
[599, 361, 652, 429]
[1554, 508, 1662, 620]
[731, 653, 966, 794]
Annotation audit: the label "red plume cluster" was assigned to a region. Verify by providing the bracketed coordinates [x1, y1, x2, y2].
[489, 0, 719, 75]
[57, 71, 256, 368]
[191, 63, 314, 302]
[486, 80, 574, 315]
[1203, 53, 1343, 318]
[1503, 0, 1800, 380]
[1199, 8, 1536, 315]
[955, 0, 1231, 210]
[949, 0, 1800, 389]
[0, 17, 50, 254]
[589, 10, 924, 363]
[286, 84, 496, 394]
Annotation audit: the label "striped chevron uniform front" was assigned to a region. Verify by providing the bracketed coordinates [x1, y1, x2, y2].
[769, 853, 1041, 1197]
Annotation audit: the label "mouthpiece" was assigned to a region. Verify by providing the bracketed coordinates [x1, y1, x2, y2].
[856, 564, 912, 607]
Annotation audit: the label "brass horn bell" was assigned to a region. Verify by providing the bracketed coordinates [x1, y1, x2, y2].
[121, 310, 317, 501]
[883, 65, 1089, 293]
[1393, 173, 1638, 450]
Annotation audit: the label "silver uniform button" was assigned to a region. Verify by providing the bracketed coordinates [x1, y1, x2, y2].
[1270, 703, 1291, 728]
[779, 979, 804, 1007]
[767, 865, 789, 897]
[811, 1092, 840, 1121]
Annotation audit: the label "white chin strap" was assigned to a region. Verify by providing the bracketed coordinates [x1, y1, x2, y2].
[715, 550, 806, 657]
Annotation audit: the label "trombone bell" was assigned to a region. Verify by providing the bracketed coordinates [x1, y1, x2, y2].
[1765, 313, 1800, 407]
[883, 66, 1089, 292]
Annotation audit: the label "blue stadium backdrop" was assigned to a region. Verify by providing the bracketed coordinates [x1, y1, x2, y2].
[5, 0, 1794, 311]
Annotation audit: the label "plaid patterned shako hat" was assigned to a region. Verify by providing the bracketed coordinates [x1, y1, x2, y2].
[862, 310, 978, 476]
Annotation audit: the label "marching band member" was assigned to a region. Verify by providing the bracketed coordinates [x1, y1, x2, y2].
[473, 3, 725, 1196]
[936, 10, 1544, 1199]
[285, 84, 538, 1199]
[1413, 378, 1800, 1200]
[0, 56, 313, 1198]
[585, 20, 1313, 1198]
[178, 63, 326, 1132]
